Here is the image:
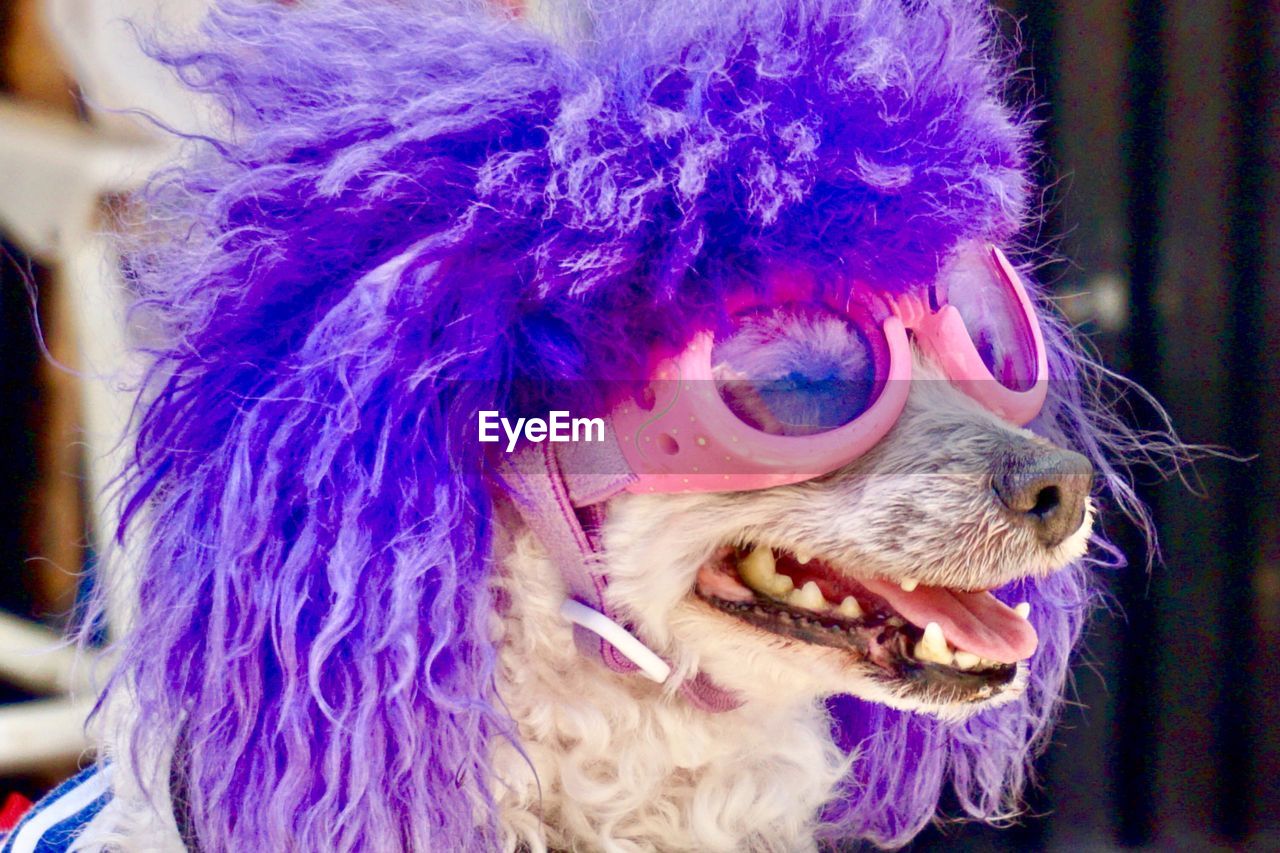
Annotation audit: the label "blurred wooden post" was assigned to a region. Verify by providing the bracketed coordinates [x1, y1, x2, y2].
[4, 0, 83, 625]
[0, 0, 166, 775]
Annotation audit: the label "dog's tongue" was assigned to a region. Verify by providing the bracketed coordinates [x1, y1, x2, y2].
[860, 579, 1038, 663]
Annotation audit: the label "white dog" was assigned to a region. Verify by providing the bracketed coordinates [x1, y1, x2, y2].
[2, 2, 1129, 852]
[487, 335, 1094, 851]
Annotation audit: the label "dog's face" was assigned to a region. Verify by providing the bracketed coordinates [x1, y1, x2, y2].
[598, 339, 1094, 721]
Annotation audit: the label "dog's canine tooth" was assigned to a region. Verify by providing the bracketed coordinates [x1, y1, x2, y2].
[952, 651, 981, 670]
[915, 622, 953, 665]
[794, 548, 812, 565]
[1014, 601, 1031, 620]
[899, 577, 920, 592]
[838, 596, 863, 619]
[738, 546, 777, 590]
[788, 580, 827, 611]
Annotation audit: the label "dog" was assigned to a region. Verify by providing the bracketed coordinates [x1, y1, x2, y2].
[2, 1, 1158, 851]
[487, 345, 1097, 850]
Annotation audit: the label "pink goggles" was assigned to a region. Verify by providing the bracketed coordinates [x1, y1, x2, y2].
[611, 244, 1048, 493]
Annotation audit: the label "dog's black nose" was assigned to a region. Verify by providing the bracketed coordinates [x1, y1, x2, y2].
[992, 445, 1094, 548]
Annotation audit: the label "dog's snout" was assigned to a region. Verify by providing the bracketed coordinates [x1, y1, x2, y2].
[992, 446, 1094, 548]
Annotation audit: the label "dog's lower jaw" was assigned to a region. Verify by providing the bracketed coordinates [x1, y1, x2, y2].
[490, 529, 851, 853]
[666, 599, 1030, 725]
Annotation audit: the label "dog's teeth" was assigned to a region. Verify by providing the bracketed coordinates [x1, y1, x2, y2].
[795, 548, 812, 565]
[900, 577, 920, 592]
[738, 546, 777, 591]
[838, 596, 863, 619]
[769, 573, 794, 597]
[914, 622, 953, 665]
[788, 581, 827, 611]
[952, 651, 981, 670]
[1014, 601, 1031, 620]
[738, 547, 797, 599]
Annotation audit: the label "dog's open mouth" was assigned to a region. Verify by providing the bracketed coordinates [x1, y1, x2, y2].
[694, 544, 1038, 701]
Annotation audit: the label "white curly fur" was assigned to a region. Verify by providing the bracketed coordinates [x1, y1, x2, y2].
[489, 519, 852, 853]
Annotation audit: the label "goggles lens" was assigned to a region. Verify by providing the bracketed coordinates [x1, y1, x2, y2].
[938, 246, 1039, 392]
[711, 304, 878, 436]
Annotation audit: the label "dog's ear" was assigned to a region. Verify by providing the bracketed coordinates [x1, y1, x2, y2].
[108, 3, 567, 849]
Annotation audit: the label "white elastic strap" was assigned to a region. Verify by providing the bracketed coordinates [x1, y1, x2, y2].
[559, 600, 671, 684]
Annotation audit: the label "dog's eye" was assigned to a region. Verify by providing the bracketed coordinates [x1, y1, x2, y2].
[711, 304, 876, 436]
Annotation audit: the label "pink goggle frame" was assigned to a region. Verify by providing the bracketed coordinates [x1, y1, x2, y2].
[611, 245, 1048, 493]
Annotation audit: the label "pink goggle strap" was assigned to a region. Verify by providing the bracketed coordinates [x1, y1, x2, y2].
[499, 443, 744, 710]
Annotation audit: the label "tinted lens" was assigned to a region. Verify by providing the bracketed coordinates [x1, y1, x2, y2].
[710, 304, 878, 436]
[939, 246, 1038, 391]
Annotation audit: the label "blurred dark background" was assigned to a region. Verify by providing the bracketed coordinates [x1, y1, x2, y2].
[1, 0, 1277, 848]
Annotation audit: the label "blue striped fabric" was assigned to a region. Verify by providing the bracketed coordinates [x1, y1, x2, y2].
[0, 766, 112, 853]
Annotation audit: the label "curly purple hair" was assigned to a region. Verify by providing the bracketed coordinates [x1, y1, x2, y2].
[100, 0, 1148, 848]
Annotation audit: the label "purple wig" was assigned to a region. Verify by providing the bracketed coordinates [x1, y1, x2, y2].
[103, 0, 1148, 848]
